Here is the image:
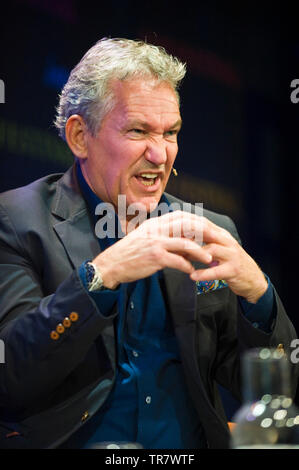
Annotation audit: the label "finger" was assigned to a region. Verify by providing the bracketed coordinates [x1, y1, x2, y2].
[151, 210, 223, 236]
[160, 213, 234, 248]
[161, 237, 213, 265]
[190, 263, 230, 282]
[157, 210, 201, 223]
[141, 212, 205, 243]
[161, 251, 196, 274]
[201, 223, 236, 247]
[140, 211, 235, 249]
[202, 243, 233, 262]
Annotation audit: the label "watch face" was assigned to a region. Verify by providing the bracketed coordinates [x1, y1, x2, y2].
[87, 262, 104, 291]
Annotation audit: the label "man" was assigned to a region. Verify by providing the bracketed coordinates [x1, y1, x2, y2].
[0, 38, 297, 449]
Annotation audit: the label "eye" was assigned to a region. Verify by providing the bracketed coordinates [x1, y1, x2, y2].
[165, 130, 177, 136]
[126, 128, 147, 139]
[129, 128, 145, 134]
[164, 130, 179, 140]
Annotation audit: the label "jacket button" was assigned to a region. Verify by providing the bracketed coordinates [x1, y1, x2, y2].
[81, 411, 89, 422]
[70, 312, 79, 322]
[50, 331, 59, 340]
[56, 323, 65, 334]
[63, 317, 72, 328]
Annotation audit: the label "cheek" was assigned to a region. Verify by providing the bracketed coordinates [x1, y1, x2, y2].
[167, 143, 178, 164]
[105, 144, 142, 190]
[114, 141, 147, 172]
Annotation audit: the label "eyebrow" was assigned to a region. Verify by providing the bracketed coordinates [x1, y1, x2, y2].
[127, 119, 183, 131]
[169, 119, 183, 130]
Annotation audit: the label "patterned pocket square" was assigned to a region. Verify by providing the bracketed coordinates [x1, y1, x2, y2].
[196, 279, 228, 295]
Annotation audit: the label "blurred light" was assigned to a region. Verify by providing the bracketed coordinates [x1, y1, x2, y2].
[281, 398, 292, 408]
[261, 418, 273, 428]
[43, 59, 69, 91]
[261, 394, 272, 404]
[107, 443, 121, 449]
[273, 409, 287, 420]
[246, 412, 255, 422]
[259, 348, 271, 360]
[253, 403, 266, 417]
[270, 398, 281, 409]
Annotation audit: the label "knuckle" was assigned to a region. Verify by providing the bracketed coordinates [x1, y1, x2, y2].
[231, 264, 241, 277]
[149, 243, 163, 261]
[182, 238, 194, 250]
[208, 242, 217, 251]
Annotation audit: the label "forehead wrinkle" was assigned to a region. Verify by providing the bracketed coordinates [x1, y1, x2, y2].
[123, 98, 181, 129]
[125, 94, 179, 117]
[108, 79, 181, 132]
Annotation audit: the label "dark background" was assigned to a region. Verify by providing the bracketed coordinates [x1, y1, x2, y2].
[1, 0, 299, 417]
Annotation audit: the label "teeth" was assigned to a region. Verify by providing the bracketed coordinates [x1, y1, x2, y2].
[140, 173, 158, 179]
[140, 173, 158, 186]
[137, 173, 159, 186]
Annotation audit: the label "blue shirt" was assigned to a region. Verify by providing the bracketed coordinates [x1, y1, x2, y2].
[67, 164, 207, 449]
[64, 164, 275, 449]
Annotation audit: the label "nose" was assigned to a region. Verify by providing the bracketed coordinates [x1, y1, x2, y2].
[144, 139, 167, 166]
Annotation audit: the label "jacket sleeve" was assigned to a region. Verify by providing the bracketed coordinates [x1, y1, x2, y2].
[0, 202, 118, 414]
[210, 215, 299, 402]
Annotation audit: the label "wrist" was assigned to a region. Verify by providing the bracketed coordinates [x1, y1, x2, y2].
[244, 276, 268, 304]
[92, 260, 119, 290]
[83, 261, 105, 291]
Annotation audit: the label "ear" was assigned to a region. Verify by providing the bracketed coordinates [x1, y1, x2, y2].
[65, 114, 89, 159]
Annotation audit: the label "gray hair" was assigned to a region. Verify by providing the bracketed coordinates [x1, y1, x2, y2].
[54, 37, 186, 141]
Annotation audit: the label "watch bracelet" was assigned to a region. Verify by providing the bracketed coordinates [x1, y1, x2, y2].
[84, 260, 104, 291]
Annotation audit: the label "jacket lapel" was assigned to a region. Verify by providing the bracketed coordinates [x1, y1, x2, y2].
[51, 165, 101, 268]
[163, 266, 230, 448]
[53, 211, 100, 268]
[163, 267, 197, 326]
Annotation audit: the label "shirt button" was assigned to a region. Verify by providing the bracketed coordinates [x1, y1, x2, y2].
[129, 301, 134, 310]
[132, 350, 139, 358]
[145, 396, 151, 404]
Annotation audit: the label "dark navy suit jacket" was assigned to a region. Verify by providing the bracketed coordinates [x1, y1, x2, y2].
[0, 165, 297, 448]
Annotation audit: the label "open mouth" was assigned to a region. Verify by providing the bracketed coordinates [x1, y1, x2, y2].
[135, 173, 160, 187]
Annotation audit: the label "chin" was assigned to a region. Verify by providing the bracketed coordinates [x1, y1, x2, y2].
[128, 195, 161, 214]
[136, 198, 159, 212]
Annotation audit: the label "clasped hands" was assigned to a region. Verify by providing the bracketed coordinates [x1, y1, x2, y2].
[93, 211, 267, 303]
